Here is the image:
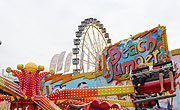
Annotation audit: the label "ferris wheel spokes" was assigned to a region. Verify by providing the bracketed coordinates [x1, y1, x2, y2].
[72, 18, 111, 75]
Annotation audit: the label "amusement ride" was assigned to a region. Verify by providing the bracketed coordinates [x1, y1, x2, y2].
[0, 18, 180, 110]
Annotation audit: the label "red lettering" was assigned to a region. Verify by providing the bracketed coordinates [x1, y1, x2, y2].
[108, 46, 121, 65]
[147, 33, 156, 52]
[122, 60, 135, 74]
[114, 63, 123, 76]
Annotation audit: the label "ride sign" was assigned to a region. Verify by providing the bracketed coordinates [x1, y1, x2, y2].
[103, 25, 169, 82]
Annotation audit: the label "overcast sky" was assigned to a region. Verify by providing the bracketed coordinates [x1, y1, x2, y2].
[0, 0, 180, 73]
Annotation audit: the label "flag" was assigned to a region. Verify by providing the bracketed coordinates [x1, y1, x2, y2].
[80, 51, 85, 72]
[49, 54, 60, 72]
[64, 52, 73, 73]
[95, 51, 100, 72]
[87, 50, 90, 71]
[56, 51, 66, 72]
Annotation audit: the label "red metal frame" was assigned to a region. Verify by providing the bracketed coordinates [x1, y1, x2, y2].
[139, 77, 175, 94]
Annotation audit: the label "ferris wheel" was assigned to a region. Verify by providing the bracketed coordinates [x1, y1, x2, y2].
[72, 18, 111, 74]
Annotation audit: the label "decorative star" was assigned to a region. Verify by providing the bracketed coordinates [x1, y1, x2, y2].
[157, 26, 163, 36]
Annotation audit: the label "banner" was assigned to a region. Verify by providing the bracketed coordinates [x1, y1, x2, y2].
[95, 51, 100, 72]
[80, 51, 85, 72]
[49, 54, 59, 72]
[87, 50, 90, 71]
[64, 52, 73, 73]
[56, 51, 66, 72]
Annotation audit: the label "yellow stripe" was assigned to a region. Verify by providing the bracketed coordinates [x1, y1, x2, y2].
[171, 48, 180, 56]
[98, 85, 135, 96]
